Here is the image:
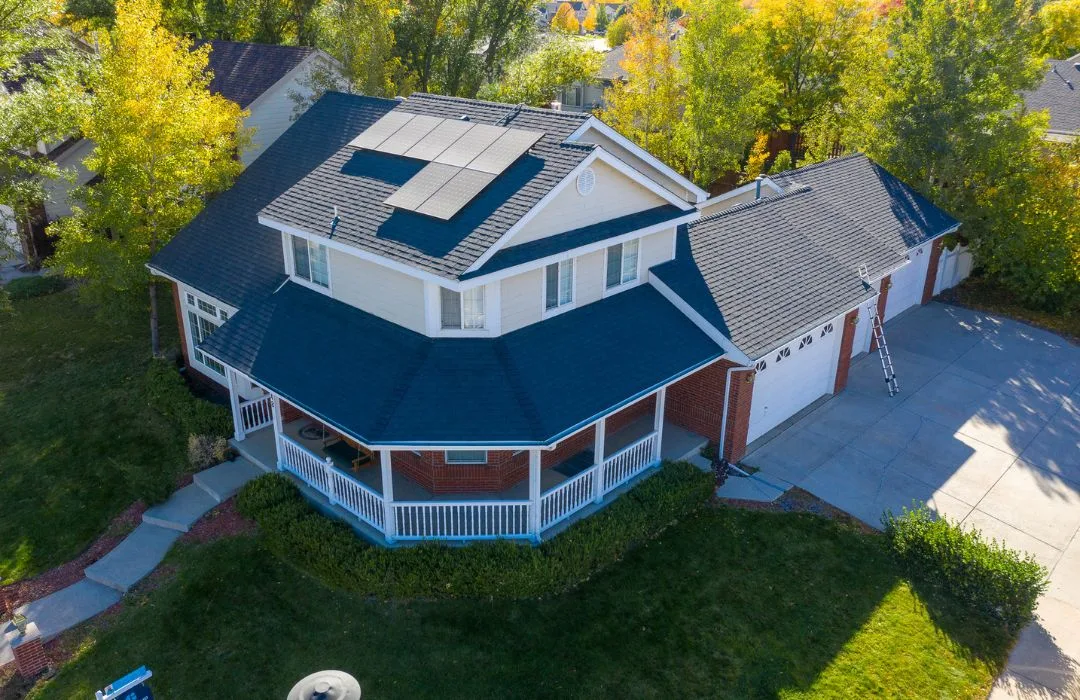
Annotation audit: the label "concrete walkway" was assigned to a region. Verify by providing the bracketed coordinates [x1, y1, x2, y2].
[743, 303, 1080, 699]
[0, 458, 262, 667]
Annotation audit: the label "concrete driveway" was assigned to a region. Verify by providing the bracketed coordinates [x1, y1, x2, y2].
[743, 302, 1080, 699]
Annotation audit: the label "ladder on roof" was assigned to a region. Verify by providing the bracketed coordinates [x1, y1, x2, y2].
[867, 300, 900, 396]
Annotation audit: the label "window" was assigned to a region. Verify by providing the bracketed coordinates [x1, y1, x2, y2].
[185, 292, 195, 306]
[188, 311, 225, 375]
[197, 298, 217, 316]
[605, 239, 639, 290]
[440, 286, 485, 330]
[291, 234, 329, 288]
[545, 259, 574, 311]
[445, 450, 487, 464]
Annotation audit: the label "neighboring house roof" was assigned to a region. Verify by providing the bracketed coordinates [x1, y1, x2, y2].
[200, 281, 723, 445]
[195, 40, 316, 108]
[598, 45, 628, 82]
[149, 91, 398, 307]
[461, 204, 686, 279]
[655, 154, 959, 359]
[260, 93, 595, 280]
[1023, 55, 1080, 139]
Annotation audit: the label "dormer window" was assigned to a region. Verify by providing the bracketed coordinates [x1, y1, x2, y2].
[440, 286, 485, 330]
[605, 239, 639, 290]
[291, 235, 329, 288]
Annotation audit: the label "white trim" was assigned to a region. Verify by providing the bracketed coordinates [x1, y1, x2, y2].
[286, 232, 334, 295]
[444, 449, 489, 464]
[601, 237, 643, 298]
[697, 179, 782, 210]
[568, 117, 708, 203]
[648, 276, 753, 365]
[540, 256, 577, 319]
[596, 150, 696, 211]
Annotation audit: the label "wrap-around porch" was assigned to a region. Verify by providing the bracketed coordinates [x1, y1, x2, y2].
[229, 374, 708, 544]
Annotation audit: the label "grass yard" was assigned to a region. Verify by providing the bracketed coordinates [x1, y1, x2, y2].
[32, 507, 1012, 699]
[0, 287, 191, 584]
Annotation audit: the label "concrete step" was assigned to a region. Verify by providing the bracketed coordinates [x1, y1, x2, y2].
[230, 438, 275, 473]
[142, 484, 219, 532]
[84, 523, 181, 593]
[193, 458, 263, 502]
[1, 579, 123, 666]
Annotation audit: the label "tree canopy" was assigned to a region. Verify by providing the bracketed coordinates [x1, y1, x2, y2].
[480, 34, 602, 106]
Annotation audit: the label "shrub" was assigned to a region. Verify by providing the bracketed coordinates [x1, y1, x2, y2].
[145, 359, 232, 438]
[606, 14, 631, 47]
[237, 461, 714, 599]
[883, 505, 1048, 630]
[188, 434, 231, 469]
[4, 275, 67, 300]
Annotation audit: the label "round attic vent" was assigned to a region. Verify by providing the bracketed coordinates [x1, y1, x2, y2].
[577, 167, 596, 196]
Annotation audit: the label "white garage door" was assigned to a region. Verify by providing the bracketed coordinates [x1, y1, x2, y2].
[884, 243, 931, 321]
[747, 319, 842, 444]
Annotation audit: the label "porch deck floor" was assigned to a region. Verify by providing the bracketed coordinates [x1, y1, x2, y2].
[236, 415, 707, 503]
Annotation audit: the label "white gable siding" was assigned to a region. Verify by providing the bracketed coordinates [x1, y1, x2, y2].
[329, 248, 427, 334]
[242, 56, 339, 166]
[507, 160, 668, 247]
[641, 227, 675, 273]
[574, 129, 697, 203]
[500, 267, 543, 334]
[575, 249, 606, 306]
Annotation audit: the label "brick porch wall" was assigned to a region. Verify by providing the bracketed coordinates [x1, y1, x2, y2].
[834, 308, 861, 394]
[666, 358, 739, 444]
[723, 368, 756, 463]
[543, 425, 595, 468]
[392, 450, 530, 494]
[605, 396, 655, 435]
[922, 237, 945, 304]
[870, 275, 891, 351]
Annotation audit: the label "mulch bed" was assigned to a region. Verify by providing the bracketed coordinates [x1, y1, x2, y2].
[181, 501, 257, 545]
[719, 486, 878, 535]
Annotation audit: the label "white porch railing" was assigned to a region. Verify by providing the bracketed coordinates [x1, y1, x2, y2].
[239, 394, 274, 434]
[540, 467, 596, 530]
[602, 431, 659, 494]
[392, 501, 532, 540]
[278, 434, 385, 531]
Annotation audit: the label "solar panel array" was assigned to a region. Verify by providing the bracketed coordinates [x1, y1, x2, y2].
[348, 111, 544, 220]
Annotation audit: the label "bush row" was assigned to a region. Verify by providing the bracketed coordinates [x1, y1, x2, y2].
[883, 505, 1048, 630]
[145, 358, 232, 438]
[237, 461, 715, 599]
[4, 275, 67, 300]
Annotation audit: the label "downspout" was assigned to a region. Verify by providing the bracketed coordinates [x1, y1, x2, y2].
[717, 363, 755, 465]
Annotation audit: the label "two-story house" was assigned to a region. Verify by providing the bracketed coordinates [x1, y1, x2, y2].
[149, 92, 966, 545]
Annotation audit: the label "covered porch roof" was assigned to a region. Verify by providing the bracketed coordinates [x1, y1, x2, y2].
[201, 282, 724, 447]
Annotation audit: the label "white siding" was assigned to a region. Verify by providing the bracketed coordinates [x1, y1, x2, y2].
[43, 138, 97, 220]
[329, 248, 426, 334]
[575, 128, 698, 203]
[575, 249, 605, 306]
[640, 227, 675, 272]
[500, 268, 543, 334]
[507, 160, 667, 247]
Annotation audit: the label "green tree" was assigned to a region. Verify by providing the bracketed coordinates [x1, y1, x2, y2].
[479, 34, 602, 106]
[552, 1, 579, 33]
[51, 0, 248, 354]
[305, 0, 402, 99]
[606, 12, 630, 45]
[595, 1, 608, 31]
[1036, 0, 1080, 56]
[674, 0, 779, 185]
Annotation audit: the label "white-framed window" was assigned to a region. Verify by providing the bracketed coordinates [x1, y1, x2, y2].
[440, 286, 486, 330]
[186, 291, 230, 321]
[188, 310, 225, 376]
[291, 234, 330, 288]
[605, 239, 640, 290]
[445, 450, 487, 464]
[544, 259, 574, 312]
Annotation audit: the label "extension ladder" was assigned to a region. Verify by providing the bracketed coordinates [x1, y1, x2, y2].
[868, 301, 900, 396]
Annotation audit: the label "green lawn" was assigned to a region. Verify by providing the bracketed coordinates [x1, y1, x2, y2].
[32, 508, 1011, 699]
[0, 287, 191, 583]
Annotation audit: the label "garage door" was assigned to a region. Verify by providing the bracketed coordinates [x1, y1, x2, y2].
[747, 318, 842, 444]
[884, 243, 931, 321]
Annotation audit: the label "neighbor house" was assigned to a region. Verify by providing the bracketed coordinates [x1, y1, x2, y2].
[1023, 53, 1080, 143]
[148, 92, 968, 546]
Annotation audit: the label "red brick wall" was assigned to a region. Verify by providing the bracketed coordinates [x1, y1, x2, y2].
[280, 399, 304, 424]
[922, 237, 945, 304]
[12, 629, 47, 678]
[605, 396, 655, 436]
[390, 450, 529, 494]
[834, 308, 861, 393]
[870, 275, 891, 351]
[543, 425, 595, 468]
[723, 368, 756, 462]
[666, 358, 739, 443]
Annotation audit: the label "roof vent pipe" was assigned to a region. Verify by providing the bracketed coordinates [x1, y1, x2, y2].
[754, 175, 764, 200]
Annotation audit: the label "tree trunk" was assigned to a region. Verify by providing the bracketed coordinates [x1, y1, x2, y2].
[148, 279, 161, 357]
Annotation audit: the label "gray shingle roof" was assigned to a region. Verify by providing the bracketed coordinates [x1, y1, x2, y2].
[1023, 56, 1080, 137]
[149, 92, 398, 307]
[259, 93, 594, 280]
[201, 281, 723, 445]
[196, 40, 316, 108]
[770, 153, 959, 250]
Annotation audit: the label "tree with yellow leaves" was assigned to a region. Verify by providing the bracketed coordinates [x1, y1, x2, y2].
[1037, 0, 1080, 57]
[51, 0, 249, 354]
[551, 2, 580, 33]
[583, 2, 598, 31]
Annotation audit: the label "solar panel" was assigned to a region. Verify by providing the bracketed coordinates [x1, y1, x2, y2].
[433, 124, 507, 167]
[383, 162, 462, 211]
[373, 114, 445, 155]
[466, 128, 544, 174]
[415, 169, 497, 220]
[403, 119, 474, 161]
[347, 111, 415, 150]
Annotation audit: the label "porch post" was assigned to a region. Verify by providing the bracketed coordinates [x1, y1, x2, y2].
[379, 449, 396, 542]
[271, 395, 285, 470]
[654, 387, 666, 464]
[226, 368, 245, 441]
[529, 449, 542, 542]
[592, 418, 606, 504]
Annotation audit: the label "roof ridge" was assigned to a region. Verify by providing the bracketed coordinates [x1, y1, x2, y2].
[770, 152, 866, 181]
[693, 184, 813, 226]
[404, 93, 590, 123]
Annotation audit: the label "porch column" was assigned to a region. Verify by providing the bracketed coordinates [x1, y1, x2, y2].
[226, 368, 245, 441]
[529, 449, 542, 542]
[592, 418, 606, 504]
[379, 449, 396, 543]
[271, 394, 285, 470]
[653, 387, 666, 463]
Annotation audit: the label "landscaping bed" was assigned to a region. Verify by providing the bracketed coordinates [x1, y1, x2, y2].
[939, 275, 1079, 345]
